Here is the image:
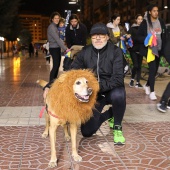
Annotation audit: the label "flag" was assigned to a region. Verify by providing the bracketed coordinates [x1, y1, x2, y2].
[144, 33, 159, 63]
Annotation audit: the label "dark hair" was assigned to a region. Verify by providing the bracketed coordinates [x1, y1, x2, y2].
[69, 14, 80, 23]
[135, 14, 142, 20]
[146, 4, 158, 29]
[111, 13, 121, 22]
[50, 12, 61, 23]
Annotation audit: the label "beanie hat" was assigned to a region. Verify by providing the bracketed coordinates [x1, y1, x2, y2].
[90, 23, 109, 35]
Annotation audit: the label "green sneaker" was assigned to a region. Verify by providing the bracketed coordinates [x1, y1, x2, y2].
[113, 125, 125, 145]
[108, 118, 114, 129]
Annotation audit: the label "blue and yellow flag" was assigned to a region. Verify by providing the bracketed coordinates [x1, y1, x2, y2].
[144, 33, 158, 63]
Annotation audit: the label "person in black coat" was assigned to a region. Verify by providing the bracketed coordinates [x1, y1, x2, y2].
[157, 38, 170, 112]
[65, 14, 87, 48]
[44, 23, 126, 145]
[128, 14, 143, 88]
[63, 14, 87, 71]
[137, 4, 166, 100]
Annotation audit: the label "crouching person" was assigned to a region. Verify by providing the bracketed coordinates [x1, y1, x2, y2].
[44, 23, 126, 145]
[71, 23, 126, 145]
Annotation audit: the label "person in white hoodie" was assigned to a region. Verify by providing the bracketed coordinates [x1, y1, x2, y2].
[107, 13, 131, 74]
[107, 13, 131, 46]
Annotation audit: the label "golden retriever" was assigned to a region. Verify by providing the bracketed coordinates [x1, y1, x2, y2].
[37, 69, 99, 168]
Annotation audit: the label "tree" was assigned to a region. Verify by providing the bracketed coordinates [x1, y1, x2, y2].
[19, 29, 32, 45]
[5, 16, 22, 41]
[0, 0, 21, 37]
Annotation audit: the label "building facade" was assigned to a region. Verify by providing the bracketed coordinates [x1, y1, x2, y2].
[83, 0, 170, 26]
[19, 14, 49, 43]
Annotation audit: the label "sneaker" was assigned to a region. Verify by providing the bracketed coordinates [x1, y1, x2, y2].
[135, 83, 143, 88]
[113, 125, 125, 145]
[149, 92, 157, 100]
[124, 65, 129, 74]
[167, 100, 170, 109]
[157, 101, 166, 113]
[108, 118, 114, 129]
[129, 80, 134, 87]
[143, 84, 150, 95]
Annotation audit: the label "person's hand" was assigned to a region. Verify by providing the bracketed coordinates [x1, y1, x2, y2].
[65, 48, 71, 54]
[43, 87, 49, 102]
[120, 36, 125, 41]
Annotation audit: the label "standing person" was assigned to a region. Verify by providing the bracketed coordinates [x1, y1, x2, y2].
[106, 14, 131, 74]
[64, 14, 87, 70]
[47, 12, 69, 82]
[44, 23, 126, 145]
[128, 14, 143, 88]
[157, 38, 170, 112]
[107, 13, 131, 46]
[65, 14, 87, 48]
[43, 41, 50, 64]
[28, 43, 34, 58]
[137, 4, 166, 100]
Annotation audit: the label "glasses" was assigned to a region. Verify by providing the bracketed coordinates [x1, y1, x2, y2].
[91, 34, 106, 39]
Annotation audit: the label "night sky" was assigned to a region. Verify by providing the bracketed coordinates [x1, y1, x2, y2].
[19, 0, 71, 17]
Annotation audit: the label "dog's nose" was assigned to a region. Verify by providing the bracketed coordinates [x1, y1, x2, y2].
[88, 88, 93, 94]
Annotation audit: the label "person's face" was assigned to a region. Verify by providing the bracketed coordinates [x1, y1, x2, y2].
[149, 7, 159, 20]
[136, 16, 143, 25]
[70, 19, 78, 27]
[91, 34, 109, 49]
[59, 22, 64, 27]
[113, 17, 120, 26]
[52, 15, 60, 24]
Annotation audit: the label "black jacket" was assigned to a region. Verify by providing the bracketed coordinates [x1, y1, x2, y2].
[65, 23, 87, 48]
[128, 24, 140, 52]
[71, 42, 124, 93]
[137, 18, 166, 57]
[164, 38, 170, 64]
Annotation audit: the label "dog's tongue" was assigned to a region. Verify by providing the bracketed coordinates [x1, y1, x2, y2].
[83, 95, 89, 100]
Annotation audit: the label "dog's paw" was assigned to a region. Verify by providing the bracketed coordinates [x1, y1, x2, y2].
[64, 135, 71, 141]
[72, 154, 82, 162]
[42, 132, 48, 138]
[48, 160, 57, 168]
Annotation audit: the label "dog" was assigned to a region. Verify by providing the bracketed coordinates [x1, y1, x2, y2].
[37, 69, 99, 168]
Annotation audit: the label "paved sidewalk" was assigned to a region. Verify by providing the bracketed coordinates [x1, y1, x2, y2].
[0, 52, 170, 170]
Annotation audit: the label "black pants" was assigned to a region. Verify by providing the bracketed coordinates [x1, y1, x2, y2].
[81, 87, 126, 137]
[130, 51, 143, 82]
[146, 56, 160, 92]
[49, 48, 61, 82]
[160, 82, 170, 103]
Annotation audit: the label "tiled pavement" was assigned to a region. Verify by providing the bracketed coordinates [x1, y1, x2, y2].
[0, 52, 170, 170]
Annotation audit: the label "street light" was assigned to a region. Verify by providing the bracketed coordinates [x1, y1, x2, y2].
[0, 36, 4, 59]
[69, 2, 76, 4]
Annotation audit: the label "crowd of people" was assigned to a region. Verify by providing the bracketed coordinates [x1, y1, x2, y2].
[42, 3, 170, 145]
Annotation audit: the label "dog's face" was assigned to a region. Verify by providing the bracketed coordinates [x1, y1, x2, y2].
[73, 77, 93, 102]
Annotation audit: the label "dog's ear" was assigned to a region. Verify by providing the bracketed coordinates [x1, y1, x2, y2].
[36, 79, 48, 88]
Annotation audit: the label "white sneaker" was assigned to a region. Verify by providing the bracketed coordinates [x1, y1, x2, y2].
[149, 92, 157, 100]
[143, 85, 150, 95]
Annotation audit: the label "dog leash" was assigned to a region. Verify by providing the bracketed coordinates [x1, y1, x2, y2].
[39, 105, 61, 119]
[39, 106, 46, 118]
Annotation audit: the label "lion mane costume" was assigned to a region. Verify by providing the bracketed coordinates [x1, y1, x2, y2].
[46, 69, 99, 124]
